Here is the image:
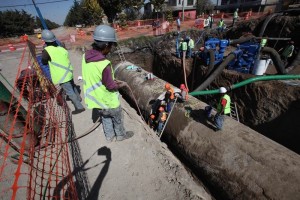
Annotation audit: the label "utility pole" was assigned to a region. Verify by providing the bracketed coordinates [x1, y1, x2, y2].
[182, 0, 185, 22]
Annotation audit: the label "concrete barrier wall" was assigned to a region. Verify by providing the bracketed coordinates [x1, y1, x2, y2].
[114, 62, 300, 200]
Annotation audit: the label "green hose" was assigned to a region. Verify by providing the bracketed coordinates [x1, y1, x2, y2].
[189, 74, 300, 96]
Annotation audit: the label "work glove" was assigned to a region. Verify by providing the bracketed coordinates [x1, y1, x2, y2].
[115, 80, 127, 88]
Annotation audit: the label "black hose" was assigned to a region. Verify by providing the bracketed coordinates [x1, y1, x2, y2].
[259, 13, 283, 37]
[193, 54, 236, 92]
[261, 47, 287, 74]
[204, 49, 215, 79]
[229, 36, 255, 45]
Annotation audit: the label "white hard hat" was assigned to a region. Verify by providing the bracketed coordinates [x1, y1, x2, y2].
[93, 25, 117, 43]
[219, 87, 227, 93]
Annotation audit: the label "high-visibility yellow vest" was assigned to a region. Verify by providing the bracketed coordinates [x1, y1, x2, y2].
[181, 42, 187, 51]
[82, 57, 120, 109]
[188, 39, 194, 48]
[234, 11, 238, 19]
[45, 46, 73, 85]
[218, 20, 224, 27]
[160, 112, 167, 121]
[260, 38, 267, 47]
[217, 94, 231, 115]
[282, 45, 294, 58]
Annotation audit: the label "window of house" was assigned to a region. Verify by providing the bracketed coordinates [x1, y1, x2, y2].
[187, 0, 193, 5]
[178, 0, 181, 5]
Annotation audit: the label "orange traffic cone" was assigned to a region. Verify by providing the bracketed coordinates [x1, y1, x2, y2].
[8, 44, 16, 51]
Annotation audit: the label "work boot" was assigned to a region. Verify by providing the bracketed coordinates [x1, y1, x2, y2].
[116, 131, 134, 141]
[72, 108, 85, 115]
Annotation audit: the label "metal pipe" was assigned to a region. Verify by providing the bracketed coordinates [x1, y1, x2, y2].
[114, 61, 300, 199]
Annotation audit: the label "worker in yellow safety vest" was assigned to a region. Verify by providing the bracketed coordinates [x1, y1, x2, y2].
[180, 38, 188, 58]
[232, 8, 239, 26]
[81, 25, 134, 142]
[217, 18, 225, 34]
[214, 87, 231, 131]
[187, 36, 194, 58]
[279, 40, 295, 64]
[41, 29, 85, 115]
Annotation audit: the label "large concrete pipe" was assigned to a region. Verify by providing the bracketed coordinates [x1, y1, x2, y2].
[114, 61, 300, 200]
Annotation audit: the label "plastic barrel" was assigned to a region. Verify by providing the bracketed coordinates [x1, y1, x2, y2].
[252, 59, 271, 75]
[36, 55, 52, 81]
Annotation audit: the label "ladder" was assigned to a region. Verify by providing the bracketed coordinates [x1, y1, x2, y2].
[230, 102, 240, 122]
[116, 45, 126, 63]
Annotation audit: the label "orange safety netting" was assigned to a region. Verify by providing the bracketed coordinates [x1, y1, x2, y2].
[0, 41, 78, 199]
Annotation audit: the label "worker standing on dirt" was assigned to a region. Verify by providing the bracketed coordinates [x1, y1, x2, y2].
[164, 83, 175, 112]
[180, 38, 188, 58]
[232, 8, 239, 26]
[41, 30, 85, 115]
[157, 107, 167, 134]
[214, 87, 231, 131]
[217, 18, 225, 34]
[187, 36, 194, 58]
[81, 25, 134, 142]
[176, 16, 181, 32]
[279, 40, 295, 65]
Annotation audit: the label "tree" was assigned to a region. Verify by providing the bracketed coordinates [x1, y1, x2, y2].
[82, 0, 104, 25]
[196, 0, 214, 16]
[150, 0, 165, 19]
[0, 10, 35, 37]
[64, 0, 84, 26]
[97, 0, 123, 23]
[35, 17, 59, 29]
[123, 0, 144, 20]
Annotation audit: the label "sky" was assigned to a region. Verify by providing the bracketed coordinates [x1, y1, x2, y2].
[0, 0, 219, 25]
[0, 0, 74, 25]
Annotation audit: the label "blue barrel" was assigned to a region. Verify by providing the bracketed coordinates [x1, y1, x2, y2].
[36, 55, 52, 81]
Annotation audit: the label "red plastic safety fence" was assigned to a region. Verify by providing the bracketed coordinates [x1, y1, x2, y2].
[0, 41, 78, 199]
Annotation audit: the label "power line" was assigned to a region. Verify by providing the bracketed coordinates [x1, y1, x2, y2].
[0, 0, 71, 8]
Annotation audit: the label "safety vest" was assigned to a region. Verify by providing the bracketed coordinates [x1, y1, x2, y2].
[181, 42, 187, 51]
[160, 112, 167, 122]
[45, 46, 73, 85]
[218, 20, 224, 27]
[82, 57, 120, 109]
[167, 87, 175, 100]
[234, 11, 238, 19]
[188, 39, 194, 49]
[217, 94, 231, 115]
[282, 45, 294, 58]
[260, 38, 267, 47]
[181, 89, 189, 100]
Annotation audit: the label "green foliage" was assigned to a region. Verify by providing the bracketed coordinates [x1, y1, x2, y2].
[82, 0, 104, 25]
[118, 13, 128, 28]
[165, 9, 173, 23]
[64, 0, 84, 26]
[35, 17, 59, 29]
[97, 0, 123, 23]
[150, 0, 165, 12]
[0, 10, 35, 37]
[196, 0, 214, 15]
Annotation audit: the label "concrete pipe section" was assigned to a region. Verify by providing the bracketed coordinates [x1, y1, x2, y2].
[114, 61, 300, 200]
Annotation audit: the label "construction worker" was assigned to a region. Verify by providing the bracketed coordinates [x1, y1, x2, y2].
[164, 83, 175, 112]
[214, 87, 231, 131]
[157, 107, 167, 134]
[81, 25, 134, 142]
[148, 114, 156, 130]
[179, 84, 188, 102]
[217, 18, 225, 34]
[187, 36, 194, 58]
[208, 14, 214, 29]
[41, 29, 85, 115]
[279, 40, 295, 64]
[180, 38, 188, 58]
[176, 16, 181, 32]
[232, 8, 239, 26]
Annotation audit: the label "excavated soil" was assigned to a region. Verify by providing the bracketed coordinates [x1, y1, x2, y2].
[110, 14, 300, 154]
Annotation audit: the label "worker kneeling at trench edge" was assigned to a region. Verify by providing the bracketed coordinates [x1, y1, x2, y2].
[81, 25, 134, 142]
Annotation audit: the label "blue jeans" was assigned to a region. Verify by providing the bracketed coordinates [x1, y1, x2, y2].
[166, 101, 174, 112]
[157, 121, 165, 133]
[214, 114, 224, 130]
[97, 106, 126, 140]
[60, 80, 84, 110]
